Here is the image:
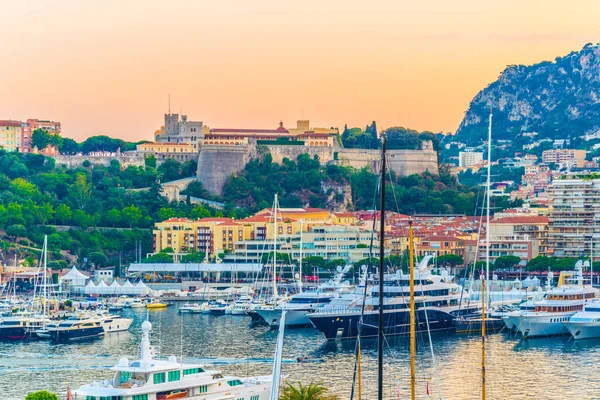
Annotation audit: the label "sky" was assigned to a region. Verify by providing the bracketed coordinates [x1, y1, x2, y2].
[1, 0, 598, 142]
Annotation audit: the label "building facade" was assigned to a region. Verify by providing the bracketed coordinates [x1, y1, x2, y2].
[156, 114, 204, 150]
[458, 151, 484, 168]
[136, 142, 196, 162]
[542, 149, 586, 167]
[548, 178, 599, 258]
[0, 120, 22, 152]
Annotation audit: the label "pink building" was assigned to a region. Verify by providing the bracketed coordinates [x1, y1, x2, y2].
[21, 118, 61, 153]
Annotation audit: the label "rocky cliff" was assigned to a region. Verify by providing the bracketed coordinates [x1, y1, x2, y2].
[456, 43, 600, 144]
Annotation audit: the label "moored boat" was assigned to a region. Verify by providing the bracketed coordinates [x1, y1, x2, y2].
[564, 300, 600, 340]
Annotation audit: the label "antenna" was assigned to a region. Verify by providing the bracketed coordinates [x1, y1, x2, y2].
[168, 94, 171, 115]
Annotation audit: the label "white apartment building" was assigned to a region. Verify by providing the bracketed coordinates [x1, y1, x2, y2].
[459, 151, 484, 168]
[548, 178, 600, 258]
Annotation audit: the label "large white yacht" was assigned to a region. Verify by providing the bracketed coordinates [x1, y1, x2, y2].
[564, 299, 600, 340]
[515, 262, 598, 339]
[256, 266, 354, 328]
[75, 320, 272, 400]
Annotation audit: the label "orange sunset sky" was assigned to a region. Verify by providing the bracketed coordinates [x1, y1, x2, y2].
[1, 1, 597, 142]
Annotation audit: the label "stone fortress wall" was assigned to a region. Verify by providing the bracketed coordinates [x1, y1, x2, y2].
[197, 139, 438, 195]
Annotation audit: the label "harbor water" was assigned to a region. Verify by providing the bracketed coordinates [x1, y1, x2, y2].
[2, 307, 600, 399]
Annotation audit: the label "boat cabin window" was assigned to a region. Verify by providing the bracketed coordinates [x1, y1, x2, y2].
[0, 321, 22, 326]
[132, 395, 148, 400]
[228, 379, 244, 387]
[199, 385, 208, 393]
[289, 297, 331, 304]
[183, 367, 204, 375]
[168, 370, 181, 382]
[86, 396, 124, 400]
[153, 372, 166, 384]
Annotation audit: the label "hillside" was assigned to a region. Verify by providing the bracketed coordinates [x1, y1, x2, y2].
[455, 43, 600, 145]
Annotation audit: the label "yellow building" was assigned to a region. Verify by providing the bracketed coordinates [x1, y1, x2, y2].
[153, 216, 301, 259]
[332, 212, 357, 225]
[0, 120, 22, 152]
[137, 142, 195, 153]
[254, 207, 331, 229]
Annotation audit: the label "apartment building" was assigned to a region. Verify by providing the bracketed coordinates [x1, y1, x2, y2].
[458, 151, 484, 168]
[542, 149, 586, 167]
[0, 120, 22, 152]
[548, 178, 599, 258]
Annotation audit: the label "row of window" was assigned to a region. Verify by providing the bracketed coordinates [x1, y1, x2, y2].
[153, 370, 180, 384]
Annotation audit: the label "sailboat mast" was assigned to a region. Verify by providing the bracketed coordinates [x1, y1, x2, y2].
[481, 268, 486, 400]
[273, 194, 278, 305]
[409, 220, 416, 400]
[377, 135, 386, 400]
[43, 235, 48, 324]
[486, 112, 492, 292]
[299, 219, 304, 293]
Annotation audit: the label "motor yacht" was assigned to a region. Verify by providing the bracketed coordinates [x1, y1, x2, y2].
[49, 314, 105, 341]
[564, 299, 600, 340]
[178, 303, 203, 313]
[74, 320, 272, 400]
[515, 263, 598, 339]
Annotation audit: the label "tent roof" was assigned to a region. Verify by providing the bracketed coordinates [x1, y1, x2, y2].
[97, 280, 108, 287]
[128, 263, 263, 273]
[62, 266, 89, 280]
[123, 280, 134, 287]
[110, 281, 121, 287]
[85, 281, 96, 288]
[135, 281, 148, 288]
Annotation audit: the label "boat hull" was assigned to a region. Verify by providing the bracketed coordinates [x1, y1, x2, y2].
[102, 318, 133, 333]
[564, 322, 600, 340]
[0, 327, 29, 340]
[518, 313, 573, 338]
[307, 308, 455, 340]
[50, 327, 104, 341]
[455, 317, 505, 334]
[256, 308, 313, 328]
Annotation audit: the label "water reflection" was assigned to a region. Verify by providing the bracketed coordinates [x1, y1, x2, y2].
[1, 308, 599, 399]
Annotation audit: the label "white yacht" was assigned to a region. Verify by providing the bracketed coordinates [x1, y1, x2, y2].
[231, 296, 253, 315]
[501, 300, 537, 332]
[98, 313, 134, 333]
[178, 303, 203, 313]
[74, 320, 272, 400]
[515, 263, 598, 339]
[256, 266, 355, 328]
[564, 300, 600, 340]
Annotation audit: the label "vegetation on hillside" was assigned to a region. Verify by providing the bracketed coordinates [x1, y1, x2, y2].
[341, 124, 441, 152]
[0, 151, 217, 270]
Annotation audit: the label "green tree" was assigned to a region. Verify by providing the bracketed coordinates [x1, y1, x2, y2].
[25, 390, 58, 400]
[10, 177, 39, 199]
[38, 203, 55, 224]
[59, 137, 80, 154]
[6, 224, 27, 242]
[437, 254, 465, 271]
[145, 154, 157, 168]
[302, 256, 326, 271]
[31, 129, 51, 150]
[526, 255, 552, 272]
[261, 251, 292, 265]
[73, 209, 94, 229]
[69, 173, 92, 209]
[106, 208, 121, 227]
[142, 253, 174, 263]
[493, 255, 522, 271]
[280, 382, 340, 400]
[325, 259, 346, 271]
[157, 207, 176, 221]
[122, 205, 142, 228]
[181, 251, 206, 263]
[158, 158, 182, 181]
[189, 204, 211, 220]
[88, 252, 109, 268]
[55, 204, 73, 225]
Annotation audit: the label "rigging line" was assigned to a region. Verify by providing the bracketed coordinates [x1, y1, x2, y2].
[350, 174, 382, 400]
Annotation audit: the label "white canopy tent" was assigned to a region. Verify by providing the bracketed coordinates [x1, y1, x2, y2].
[109, 280, 122, 295]
[134, 280, 150, 295]
[84, 280, 97, 295]
[61, 266, 89, 287]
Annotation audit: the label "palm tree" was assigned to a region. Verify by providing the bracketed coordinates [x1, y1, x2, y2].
[280, 381, 339, 400]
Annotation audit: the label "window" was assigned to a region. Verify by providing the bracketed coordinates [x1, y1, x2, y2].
[184, 367, 205, 375]
[132, 395, 148, 400]
[153, 372, 166, 384]
[251, 396, 260, 400]
[168, 370, 181, 381]
[228, 379, 243, 387]
[199, 385, 208, 393]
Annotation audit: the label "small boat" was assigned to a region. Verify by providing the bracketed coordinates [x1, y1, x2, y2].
[564, 300, 600, 340]
[163, 389, 188, 399]
[108, 304, 124, 312]
[231, 296, 253, 315]
[208, 299, 229, 315]
[146, 301, 167, 309]
[130, 299, 146, 309]
[179, 303, 203, 313]
[97, 313, 133, 333]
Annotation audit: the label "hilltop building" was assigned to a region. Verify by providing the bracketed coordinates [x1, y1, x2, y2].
[155, 113, 205, 150]
[0, 118, 61, 153]
[458, 151, 484, 168]
[542, 149, 586, 168]
[0, 120, 22, 152]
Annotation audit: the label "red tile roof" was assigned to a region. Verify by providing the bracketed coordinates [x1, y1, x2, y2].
[0, 120, 22, 127]
[491, 216, 548, 224]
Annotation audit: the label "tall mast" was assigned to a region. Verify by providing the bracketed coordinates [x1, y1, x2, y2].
[377, 135, 386, 400]
[273, 194, 278, 305]
[409, 220, 416, 400]
[591, 235, 594, 287]
[299, 219, 304, 293]
[43, 235, 48, 325]
[486, 111, 492, 294]
[482, 110, 492, 400]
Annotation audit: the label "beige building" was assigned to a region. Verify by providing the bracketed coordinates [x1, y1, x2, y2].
[137, 142, 196, 161]
[542, 149, 586, 167]
[0, 120, 22, 152]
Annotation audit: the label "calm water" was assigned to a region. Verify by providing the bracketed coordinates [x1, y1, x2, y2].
[2, 308, 600, 400]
